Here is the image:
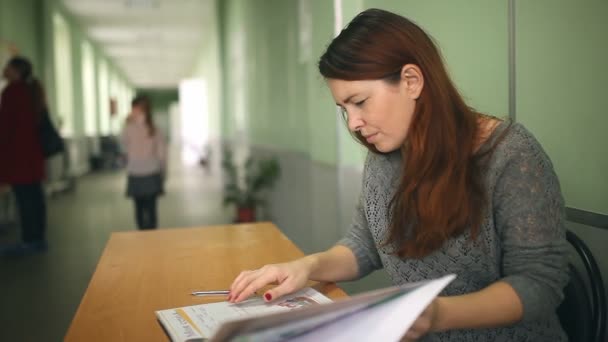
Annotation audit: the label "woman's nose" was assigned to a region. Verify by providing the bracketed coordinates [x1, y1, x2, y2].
[347, 112, 364, 132]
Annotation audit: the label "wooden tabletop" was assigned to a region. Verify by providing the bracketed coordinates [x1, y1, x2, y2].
[65, 222, 348, 341]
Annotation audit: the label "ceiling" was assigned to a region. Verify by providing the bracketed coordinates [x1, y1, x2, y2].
[62, 0, 213, 89]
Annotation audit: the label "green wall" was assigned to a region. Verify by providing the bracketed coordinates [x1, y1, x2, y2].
[0, 0, 42, 71]
[69, 21, 85, 136]
[218, 0, 337, 163]
[190, 0, 223, 141]
[307, 0, 338, 164]
[516, 0, 608, 214]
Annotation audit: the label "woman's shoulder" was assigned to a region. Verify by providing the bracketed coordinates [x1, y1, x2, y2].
[2, 81, 27, 96]
[1, 83, 31, 109]
[490, 120, 548, 160]
[484, 120, 558, 184]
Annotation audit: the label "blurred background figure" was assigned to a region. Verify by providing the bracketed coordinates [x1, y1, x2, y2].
[121, 95, 167, 230]
[0, 56, 47, 256]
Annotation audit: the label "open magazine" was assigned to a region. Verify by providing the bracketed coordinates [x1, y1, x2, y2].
[156, 274, 455, 342]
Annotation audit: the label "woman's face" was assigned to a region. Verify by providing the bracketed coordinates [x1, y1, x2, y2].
[327, 65, 424, 153]
[2, 65, 19, 82]
[131, 103, 147, 116]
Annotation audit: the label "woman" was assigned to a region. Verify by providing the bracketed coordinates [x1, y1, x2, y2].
[0, 56, 47, 255]
[121, 95, 166, 230]
[228, 9, 569, 341]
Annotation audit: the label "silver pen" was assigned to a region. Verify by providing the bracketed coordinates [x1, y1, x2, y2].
[191, 290, 230, 296]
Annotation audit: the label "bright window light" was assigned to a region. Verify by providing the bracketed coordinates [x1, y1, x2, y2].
[179, 78, 209, 165]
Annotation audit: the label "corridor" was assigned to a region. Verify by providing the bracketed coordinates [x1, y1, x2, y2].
[1, 0, 607, 340]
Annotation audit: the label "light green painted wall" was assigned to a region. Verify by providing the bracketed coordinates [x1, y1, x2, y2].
[307, 0, 338, 165]
[190, 0, 222, 141]
[336, 0, 367, 168]
[516, 0, 608, 214]
[218, 0, 338, 164]
[0, 0, 42, 72]
[220, 0, 301, 149]
[218, 0, 243, 140]
[70, 27, 85, 136]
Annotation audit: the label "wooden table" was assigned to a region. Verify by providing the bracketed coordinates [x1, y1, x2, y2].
[65, 222, 348, 341]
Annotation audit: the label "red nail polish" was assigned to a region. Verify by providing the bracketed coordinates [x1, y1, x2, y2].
[265, 293, 272, 301]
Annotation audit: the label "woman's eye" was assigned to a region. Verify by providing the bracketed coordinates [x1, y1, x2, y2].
[355, 99, 366, 107]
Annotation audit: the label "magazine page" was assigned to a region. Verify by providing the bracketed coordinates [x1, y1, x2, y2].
[211, 274, 455, 342]
[288, 274, 456, 341]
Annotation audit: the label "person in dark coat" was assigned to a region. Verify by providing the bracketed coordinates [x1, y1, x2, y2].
[0, 56, 48, 256]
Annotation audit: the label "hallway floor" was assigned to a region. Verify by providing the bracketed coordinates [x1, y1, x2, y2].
[0, 158, 232, 341]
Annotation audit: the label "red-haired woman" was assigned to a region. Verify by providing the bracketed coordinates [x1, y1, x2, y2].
[228, 9, 568, 341]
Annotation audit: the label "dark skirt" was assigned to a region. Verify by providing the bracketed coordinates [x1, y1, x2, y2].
[126, 173, 163, 198]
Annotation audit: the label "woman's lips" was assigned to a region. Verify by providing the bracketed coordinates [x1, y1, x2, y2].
[364, 133, 378, 143]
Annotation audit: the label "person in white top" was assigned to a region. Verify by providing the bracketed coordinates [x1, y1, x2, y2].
[121, 95, 166, 229]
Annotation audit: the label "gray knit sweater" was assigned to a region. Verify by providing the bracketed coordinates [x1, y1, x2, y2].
[337, 121, 569, 341]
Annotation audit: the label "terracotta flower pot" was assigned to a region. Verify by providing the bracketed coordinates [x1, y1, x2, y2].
[237, 207, 256, 223]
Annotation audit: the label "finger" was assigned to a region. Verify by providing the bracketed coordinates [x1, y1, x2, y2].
[404, 329, 421, 340]
[229, 270, 252, 298]
[410, 316, 431, 334]
[263, 277, 299, 302]
[233, 271, 280, 303]
[230, 270, 253, 293]
[229, 270, 258, 301]
[403, 315, 430, 341]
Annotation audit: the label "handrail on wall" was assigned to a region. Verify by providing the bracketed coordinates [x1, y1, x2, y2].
[566, 207, 608, 230]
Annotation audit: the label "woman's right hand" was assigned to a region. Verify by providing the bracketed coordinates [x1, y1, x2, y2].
[228, 257, 316, 303]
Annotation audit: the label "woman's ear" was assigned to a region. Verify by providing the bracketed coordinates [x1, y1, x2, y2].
[401, 64, 424, 100]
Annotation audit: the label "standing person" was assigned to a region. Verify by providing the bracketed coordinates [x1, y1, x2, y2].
[121, 95, 166, 230]
[228, 9, 569, 341]
[0, 56, 47, 256]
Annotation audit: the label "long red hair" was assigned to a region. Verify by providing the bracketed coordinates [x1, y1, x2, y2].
[319, 9, 499, 258]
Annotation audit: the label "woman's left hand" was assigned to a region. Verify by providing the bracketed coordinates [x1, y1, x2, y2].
[401, 298, 439, 341]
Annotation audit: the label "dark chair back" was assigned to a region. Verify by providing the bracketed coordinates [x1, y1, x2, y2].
[557, 230, 606, 342]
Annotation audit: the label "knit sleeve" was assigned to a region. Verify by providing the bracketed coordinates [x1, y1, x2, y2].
[494, 127, 569, 322]
[336, 154, 383, 279]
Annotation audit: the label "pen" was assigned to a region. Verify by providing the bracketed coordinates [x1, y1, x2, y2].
[191, 290, 230, 296]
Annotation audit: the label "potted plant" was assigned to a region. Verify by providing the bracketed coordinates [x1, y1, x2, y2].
[221, 148, 281, 222]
